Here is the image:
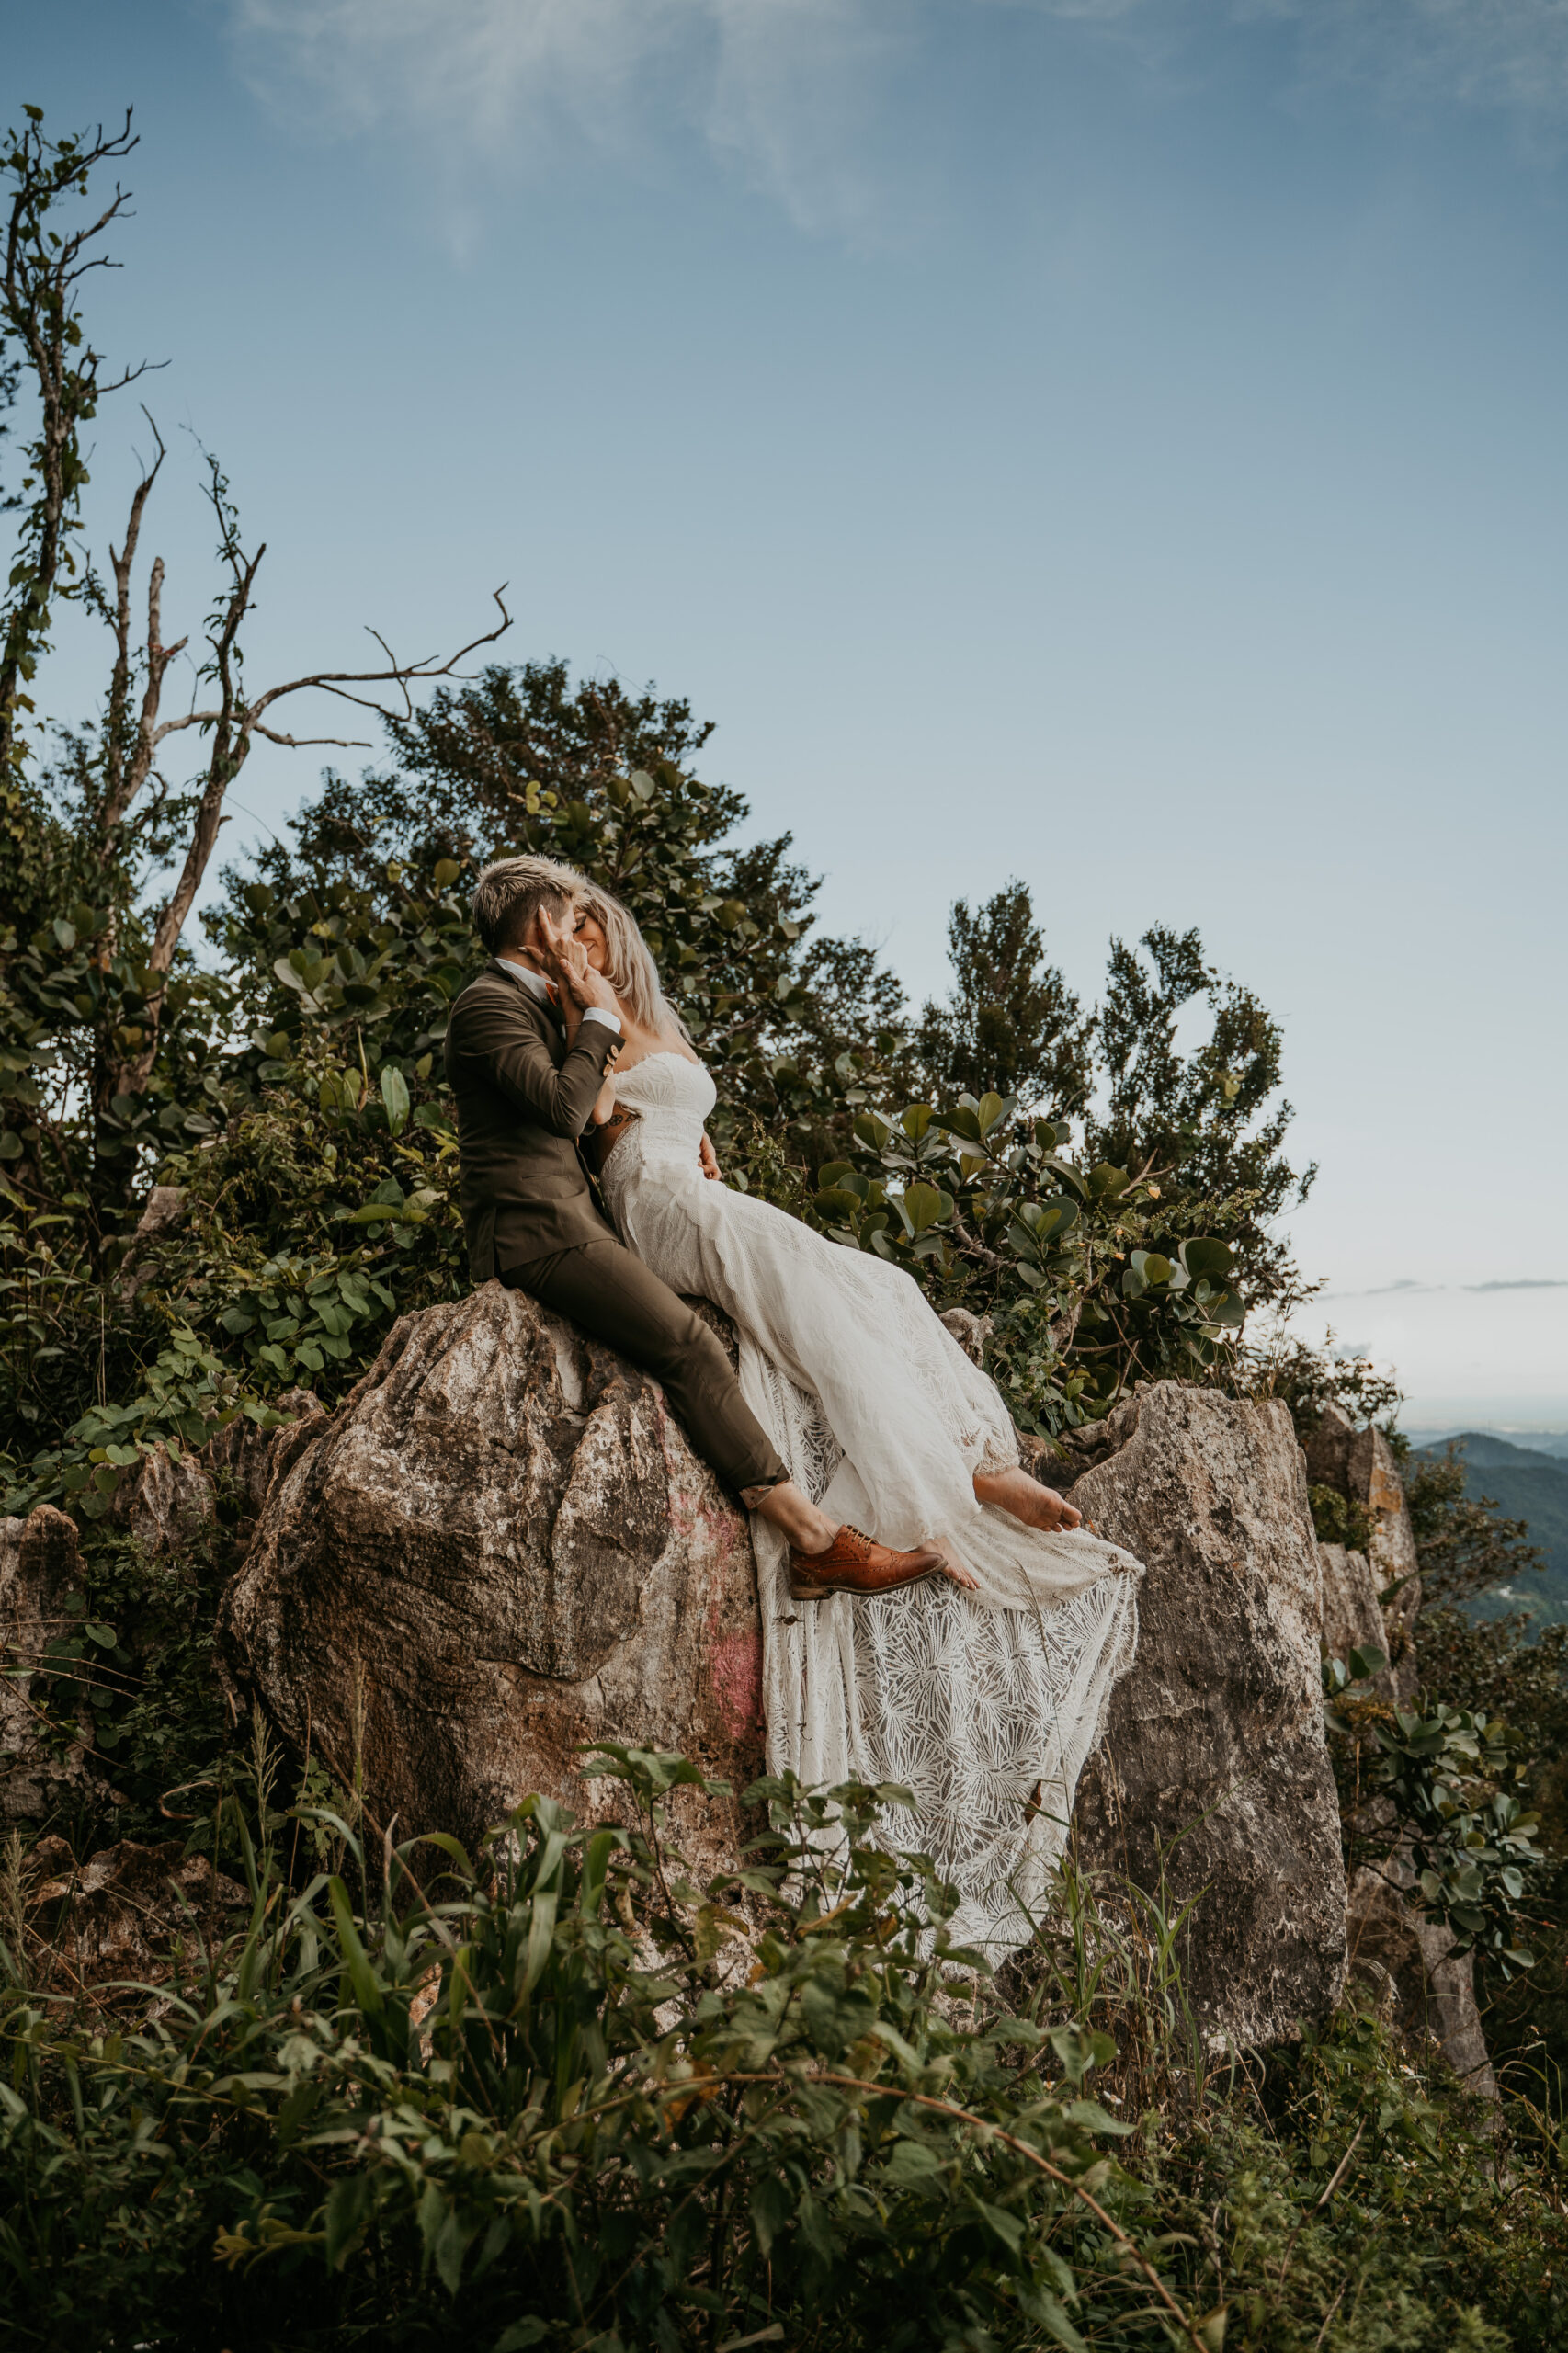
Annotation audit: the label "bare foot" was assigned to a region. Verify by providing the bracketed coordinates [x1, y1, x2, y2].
[939, 1552, 980, 1593]
[972, 1465, 1082, 1533]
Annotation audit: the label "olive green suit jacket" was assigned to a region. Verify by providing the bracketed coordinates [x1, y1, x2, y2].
[444, 961, 622, 1281]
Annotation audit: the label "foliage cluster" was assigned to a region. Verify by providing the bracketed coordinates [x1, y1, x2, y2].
[4, 1750, 1561, 2353]
[1403, 1447, 1545, 1612]
[1324, 1651, 1541, 1969]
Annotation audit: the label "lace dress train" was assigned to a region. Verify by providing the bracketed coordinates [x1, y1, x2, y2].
[600, 1052, 1141, 1958]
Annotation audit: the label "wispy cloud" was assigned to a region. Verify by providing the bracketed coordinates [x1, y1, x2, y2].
[226, 0, 909, 242]
[226, 0, 1568, 254]
[231, 0, 687, 144]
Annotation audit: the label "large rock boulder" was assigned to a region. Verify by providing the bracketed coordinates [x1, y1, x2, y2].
[1061, 1382, 1347, 2050]
[220, 1282, 766, 1876]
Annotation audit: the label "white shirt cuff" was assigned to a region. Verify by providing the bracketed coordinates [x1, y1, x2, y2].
[582, 1006, 622, 1034]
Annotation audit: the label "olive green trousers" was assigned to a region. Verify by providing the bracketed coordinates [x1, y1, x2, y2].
[503, 1239, 786, 1496]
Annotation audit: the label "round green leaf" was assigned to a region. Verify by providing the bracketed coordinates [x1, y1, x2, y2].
[902, 1180, 945, 1235]
[934, 1106, 982, 1143]
[1029, 1196, 1078, 1244]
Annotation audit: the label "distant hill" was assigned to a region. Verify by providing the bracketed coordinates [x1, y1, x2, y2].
[1404, 1426, 1568, 1460]
[1411, 1432, 1568, 1631]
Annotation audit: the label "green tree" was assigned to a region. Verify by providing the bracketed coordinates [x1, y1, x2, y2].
[916, 880, 1091, 1116]
[234, 660, 914, 1166]
[1088, 923, 1313, 1294]
[1406, 1445, 1545, 1612]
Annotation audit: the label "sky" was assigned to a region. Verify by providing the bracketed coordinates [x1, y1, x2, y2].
[6, 0, 1567, 1428]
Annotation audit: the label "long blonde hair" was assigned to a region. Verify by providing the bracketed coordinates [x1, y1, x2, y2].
[582, 881, 692, 1042]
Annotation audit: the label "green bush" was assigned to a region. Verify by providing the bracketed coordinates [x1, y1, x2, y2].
[5, 1750, 1564, 2352]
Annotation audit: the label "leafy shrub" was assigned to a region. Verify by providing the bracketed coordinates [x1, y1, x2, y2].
[1324, 1652, 1540, 1969]
[5, 1750, 1563, 2352]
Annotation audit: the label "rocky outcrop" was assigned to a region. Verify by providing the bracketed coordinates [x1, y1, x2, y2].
[220, 1283, 766, 1878]
[1345, 1862, 1498, 2100]
[1317, 1541, 1403, 1702]
[222, 1325, 1350, 2046]
[0, 1395, 330, 1836]
[0, 1505, 92, 1827]
[0, 1281, 1367, 2056]
[111, 1387, 325, 1559]
[1308, 1415, 1499, 2094]
[1306, 1404, 1421, 1696]
[1063, 1383, 1348, 2050]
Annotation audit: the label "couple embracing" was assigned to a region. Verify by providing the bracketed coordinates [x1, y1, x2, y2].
[445, 854, 1141, 1955]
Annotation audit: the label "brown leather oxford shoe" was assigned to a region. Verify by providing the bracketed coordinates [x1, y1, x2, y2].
[788, 1524, 948, 1603]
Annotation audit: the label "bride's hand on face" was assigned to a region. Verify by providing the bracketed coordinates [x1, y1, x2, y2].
[571, 907, 612, 976]
[534, 909, 619, 1017]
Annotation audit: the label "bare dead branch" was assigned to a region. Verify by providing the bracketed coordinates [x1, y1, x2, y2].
[127, 567, 512, 1084]
[246, 586, 514, 724]
[248, 723, 372, 751]
[100, 409, 167, 832]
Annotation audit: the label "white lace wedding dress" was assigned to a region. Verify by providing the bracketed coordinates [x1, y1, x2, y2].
[601, 1051, 1142, 1958]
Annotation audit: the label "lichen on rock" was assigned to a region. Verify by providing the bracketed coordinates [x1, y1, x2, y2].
[219, 1281, 766, 1880]
[1063, 1381, 1349, 2050]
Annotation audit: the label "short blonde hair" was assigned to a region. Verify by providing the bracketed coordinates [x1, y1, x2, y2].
[471, 853, 586, 957]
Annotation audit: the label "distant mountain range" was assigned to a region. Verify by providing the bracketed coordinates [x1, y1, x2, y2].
[1409, 1431, 1568, 1631]
[1405, 1426, 1568, 1459]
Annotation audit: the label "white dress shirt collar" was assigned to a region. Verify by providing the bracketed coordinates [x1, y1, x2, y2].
[495, 954, 551, 1002]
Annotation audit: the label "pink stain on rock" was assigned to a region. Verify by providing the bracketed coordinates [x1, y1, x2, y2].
[707, 1630, 764, 1741]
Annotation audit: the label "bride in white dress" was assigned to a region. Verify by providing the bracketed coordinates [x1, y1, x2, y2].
[552, 882, 1141, 1958]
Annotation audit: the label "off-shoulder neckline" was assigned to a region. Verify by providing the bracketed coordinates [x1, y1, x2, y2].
[615, 1047, 706, 1076]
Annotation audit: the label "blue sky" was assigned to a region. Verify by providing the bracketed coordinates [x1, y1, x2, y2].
[8, 1, 1568, 1423]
